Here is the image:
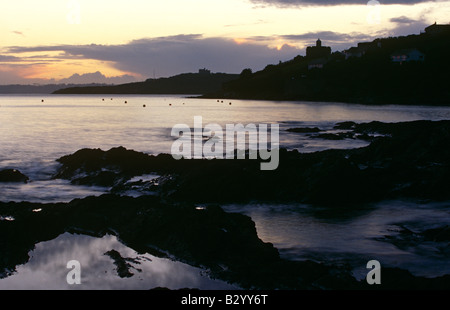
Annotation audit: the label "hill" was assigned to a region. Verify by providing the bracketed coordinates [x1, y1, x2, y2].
[203, 24, 450, 105]
[53, 70, 239, 95]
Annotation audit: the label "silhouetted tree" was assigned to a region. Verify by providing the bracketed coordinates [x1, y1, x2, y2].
[240, 68, 253, 79]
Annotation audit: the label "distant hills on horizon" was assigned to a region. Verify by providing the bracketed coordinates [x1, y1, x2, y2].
[0, 83, 110, 94]
[0, 70, 238, 95]
[0, 71, 137, 94]
[53, 69, 239, 95]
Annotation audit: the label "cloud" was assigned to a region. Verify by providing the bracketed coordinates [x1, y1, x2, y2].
[390, 16, 417, 23]
[249, 0, 439, 7]
[0, 55, 22, 62]
[388, 15, 430, 36]
[6, 35, 304, 79]
[280, 31, 371, 42]
[242, 31, 377, 52]
[4, 30, 396, 83]
[11, 31, 25, 36]
[57, 72, 137, 84]
[2, 17, 432, 85]
[0, 67, 53, 85]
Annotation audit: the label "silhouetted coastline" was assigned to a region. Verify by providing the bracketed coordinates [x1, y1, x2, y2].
[47, 25, 450, 106]
[53, 71, 239, 95]
[203, 25, 450, 106]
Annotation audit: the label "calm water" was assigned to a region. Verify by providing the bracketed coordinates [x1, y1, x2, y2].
[1, 95, 450, 288]
[0, 233, 238, 290]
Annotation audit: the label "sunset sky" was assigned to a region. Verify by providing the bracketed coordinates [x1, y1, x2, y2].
[0, 0, 449, 84]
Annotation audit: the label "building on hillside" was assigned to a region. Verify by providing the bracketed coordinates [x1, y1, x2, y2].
[344, 46, 364, 59]
[199, 68, 211, 75]
[343, 41, 381, 59]
[308, 58, 328, 70]
[425, 22, 450, 36]
[390, 48, 425, 64]
[306, 39, 331, 59]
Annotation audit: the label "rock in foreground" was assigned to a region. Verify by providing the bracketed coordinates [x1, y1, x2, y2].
[0, 194, 358, 289]
[0, 169, 29, 183]
[1, 194, 449, 289]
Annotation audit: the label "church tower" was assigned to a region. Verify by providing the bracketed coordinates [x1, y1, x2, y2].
[306, 38, 331, 59]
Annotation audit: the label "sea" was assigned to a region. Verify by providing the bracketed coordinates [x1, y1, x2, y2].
[1, 94, 450, 289]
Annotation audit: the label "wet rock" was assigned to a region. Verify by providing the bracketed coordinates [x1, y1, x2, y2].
[104, 249, 141, 278]
[311, 132, 351, 140]
[0, 194, 362, 289]
[361, 267, 450, 290]
[52, 120, 450, 205]
[0, 169, 29, 183]
[53, 147, 174, 187]
[423, 226, 450, 242]
[374, 224, 450, 259]
[3, 193, 448, 289]
[287, 127, 321, 133]
[334, 121, 356, 130]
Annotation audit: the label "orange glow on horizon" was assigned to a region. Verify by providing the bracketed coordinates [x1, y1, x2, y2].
[5, 59, 142, 83]
[233, 38, 248, 45]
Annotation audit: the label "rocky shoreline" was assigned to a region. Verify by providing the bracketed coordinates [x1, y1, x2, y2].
[1, 119, 450, 289]
[50, 120, 450, 205]
[1, 194, 449, 289]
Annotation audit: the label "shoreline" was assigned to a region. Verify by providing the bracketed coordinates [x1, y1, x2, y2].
[1, 119, 450, 289]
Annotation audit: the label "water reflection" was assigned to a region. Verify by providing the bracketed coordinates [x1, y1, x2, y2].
[0, 233, 239, 290]
[223, 200, 450, 279]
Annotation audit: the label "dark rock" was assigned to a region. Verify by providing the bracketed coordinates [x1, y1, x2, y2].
[361, 267, 450, 290]
[104, 249, 140, 278]
[0, 195, 361, 289]
[374, 224, 450, 259]
[53, 147, 174, 187]
[52, 120, 450, 205]
[0, 169, 29, 183]
[286, 127, 321, 133]
[311, 132, 350, 140]
[334, 121, 356, 130]
[423, 226, 450, 242]
[2, 194, 448, 289]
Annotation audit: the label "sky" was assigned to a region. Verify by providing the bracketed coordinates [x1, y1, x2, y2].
[0, 0, 449, 84]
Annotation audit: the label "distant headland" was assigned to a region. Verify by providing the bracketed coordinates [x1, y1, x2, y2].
[52, 70, 239, 95]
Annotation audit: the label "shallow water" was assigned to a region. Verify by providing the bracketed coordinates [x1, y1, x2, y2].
[1, 95, 450, 288]
[0, 233, 238, 290]
[223, 201, 450, 280]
